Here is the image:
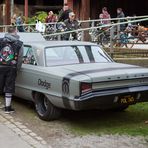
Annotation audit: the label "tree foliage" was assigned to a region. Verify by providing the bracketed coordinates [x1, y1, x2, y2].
[27, 11, 47, 24]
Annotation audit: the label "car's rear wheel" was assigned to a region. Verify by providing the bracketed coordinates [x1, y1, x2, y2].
[34, 93, 61, 121]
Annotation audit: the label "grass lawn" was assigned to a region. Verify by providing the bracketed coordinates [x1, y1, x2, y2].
[63, 103, 148, 136]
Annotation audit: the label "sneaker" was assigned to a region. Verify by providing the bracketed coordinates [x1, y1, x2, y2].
[5, 106, 15, 114]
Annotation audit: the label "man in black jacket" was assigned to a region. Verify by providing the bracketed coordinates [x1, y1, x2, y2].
[58, 3, 72, 22]
[64, 12, 79, 40]
[0, 26, 23, 113]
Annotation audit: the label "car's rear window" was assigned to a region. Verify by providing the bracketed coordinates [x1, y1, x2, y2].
[45, 45, 112, 66]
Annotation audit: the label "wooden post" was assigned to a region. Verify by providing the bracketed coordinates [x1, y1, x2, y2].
[80, 0, 90, 41]
[10, 0, 14, 18]
[80, 0, 90, 20]
[67, 0, 74, 10]
[5, 0, 11, 25]
[24, 0, 28, 23]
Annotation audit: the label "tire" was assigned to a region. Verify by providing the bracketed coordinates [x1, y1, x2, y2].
[111, 105, 129, 112]
[34, 93, 61, 121]
[125, 41, 134, 49]
[100, 34, 110, 47]
[125, 37, 135, 49]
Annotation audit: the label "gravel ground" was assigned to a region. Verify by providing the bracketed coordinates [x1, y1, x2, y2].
[50, 134, 148, 148]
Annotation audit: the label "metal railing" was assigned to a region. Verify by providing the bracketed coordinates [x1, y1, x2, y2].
[0, 15, 148, 47]
[0, 15, 148, 33]
[0, 15, 148, 67]
[42, 17, 148, 36]
[42, 16, 148, 57]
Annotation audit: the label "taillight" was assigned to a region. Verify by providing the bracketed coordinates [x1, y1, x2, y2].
[80, 82, 92, 94]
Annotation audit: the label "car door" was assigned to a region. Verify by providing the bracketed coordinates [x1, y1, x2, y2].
[15, 45, 38, 100]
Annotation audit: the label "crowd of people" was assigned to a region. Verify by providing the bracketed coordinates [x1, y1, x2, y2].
[10, 4, 147, 41]
[30, 3, 79, 40]
[44, 3, 79, 40]
[37, 5, 139, 37]
[9, 4, 134, 33]
[99, 7, 127, 31]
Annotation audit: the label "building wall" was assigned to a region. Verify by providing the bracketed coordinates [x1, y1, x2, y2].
[0, 0, 64, 25]
[67, 0, 148, 20]
[0, 0, 147, 25]
[67, 0, 90, 20]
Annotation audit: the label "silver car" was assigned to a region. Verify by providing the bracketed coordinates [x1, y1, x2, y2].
[1, 33, 148, 121]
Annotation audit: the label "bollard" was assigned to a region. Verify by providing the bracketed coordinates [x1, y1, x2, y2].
[110, 26, 115, 58]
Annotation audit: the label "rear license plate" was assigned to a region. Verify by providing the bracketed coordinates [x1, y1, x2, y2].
[119, 95, 135, 104]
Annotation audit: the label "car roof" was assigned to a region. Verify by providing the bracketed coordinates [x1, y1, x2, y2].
[25, 40, 98, 49]
[0, 32, 98, 48]
[0, 32, 45, 42]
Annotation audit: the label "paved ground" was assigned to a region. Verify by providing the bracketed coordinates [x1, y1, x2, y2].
[0, 124, 32, 148]
[0, 109, 50, 148]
